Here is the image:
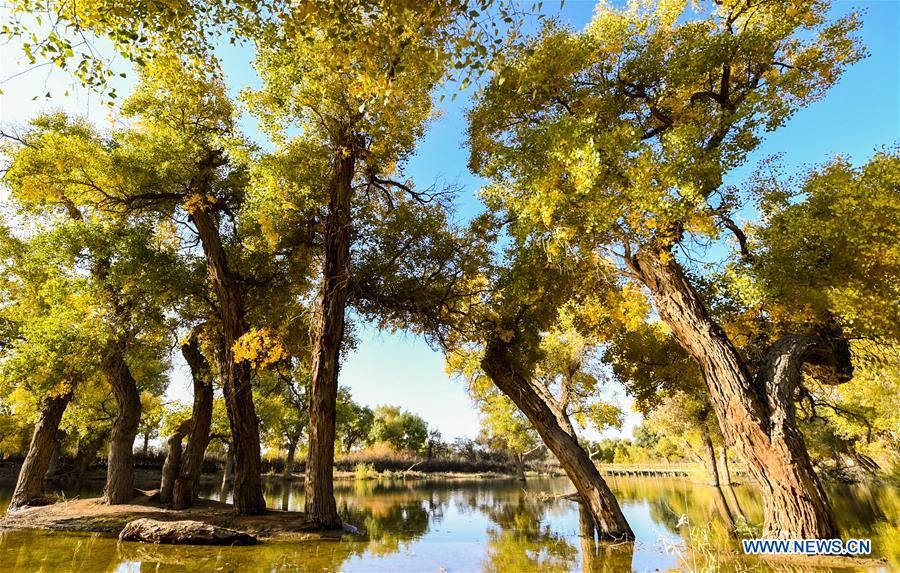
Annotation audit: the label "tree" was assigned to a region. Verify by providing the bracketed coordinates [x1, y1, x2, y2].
[1, 139, 178, 507]
[336, 389, 375, 453]
[368, 407, 429, 455]
[443, 241, 638, 540]
[468, 0, 873, 538]
[6, 57, 304, 514]
[243, 0, 521, 528]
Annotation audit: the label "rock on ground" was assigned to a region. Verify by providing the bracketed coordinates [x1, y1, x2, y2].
[118, 518, 258, 545]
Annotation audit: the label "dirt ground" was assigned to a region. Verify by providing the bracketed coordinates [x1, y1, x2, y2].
[0, 492, 348, 541]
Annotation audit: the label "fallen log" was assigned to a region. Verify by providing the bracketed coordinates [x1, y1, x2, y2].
[118, 518, 258, 546]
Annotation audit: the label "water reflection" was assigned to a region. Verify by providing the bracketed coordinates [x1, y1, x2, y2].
[0, 476, 896, 572]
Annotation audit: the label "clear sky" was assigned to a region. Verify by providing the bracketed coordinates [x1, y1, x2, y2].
[1, 1, 897, 442]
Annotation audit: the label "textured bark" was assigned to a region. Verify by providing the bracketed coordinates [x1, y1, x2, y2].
[633, 249, 847, 539]
[699, 424, 720, 487]
[102, 340, 142, 505]
[160, 419, 193, 504]
[172, 478, 194, 510]
[73, 431, 107, 489]
[178, 331, 214, 505]
[283, 439, 298, 480]
[190, 199, 265, 516]
[482, 341, 633, 540]
[305, 148, 357, 529]
[45, 430, 63, 482]
[8, 391, 73, 511]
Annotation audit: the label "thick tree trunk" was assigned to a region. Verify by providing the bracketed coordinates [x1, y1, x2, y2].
[45, 429, 63, 482]
[633, 249, 847, 539]
[514, 452, 526, 482]
[190, 202, 265, 516]
[698, 424, 720, 487]
[179, 331, 214, 505]
[73, 431, 107, 489]
[102, 341, 142, 505]
[305, 149, 357, 529]
[8, 391, 73, 511]
[482, 341, 633, 540]
[160, 420, 193, 504]
[283, 439, 297, 481]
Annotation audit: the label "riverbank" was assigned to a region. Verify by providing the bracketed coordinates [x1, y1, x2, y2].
[0, 492, 347, 542]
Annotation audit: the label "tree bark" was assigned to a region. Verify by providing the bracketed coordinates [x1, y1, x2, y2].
[514, 452, 526, 482]
[102, 340, 142, 505]
[141, 434, 150, 458]
[190, 199, 265, 516]
[160, 419, 193, 504]
[698, 423, 720, 487]
[283, 439, 298, 481]
[482, 340, 634, 540]
[305, 147, 357, 529]
[73, 431, 107, 489]
[220, 445, 234, 502]
[45, 429, 63, 482]
[178, 331, 214, 505]
[8, 390, 73, 511]
[632, 249, 847, 539]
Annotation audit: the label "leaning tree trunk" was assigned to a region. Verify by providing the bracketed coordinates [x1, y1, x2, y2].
[698, 423, 720, 487]
[190, 198, 265, 516]
[305, 148, 357, 529]
[176, 330, 214, 507]
[482, 341, 634, 540]
[633, 249, 847, 539]
[8, 390, 73, 511]
[102, 340, 142, 505]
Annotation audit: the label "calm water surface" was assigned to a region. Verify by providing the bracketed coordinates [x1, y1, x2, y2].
[0, 475, 896, 572]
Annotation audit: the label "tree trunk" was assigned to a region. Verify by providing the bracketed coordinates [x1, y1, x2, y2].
[73, 431, 107, 489]
[305, 148, 357, 529]
[179, 331, 214, 505]
[190, 200, 265, 516]
[482, 341, 634, 540]
[102, 340, 142, 505]
[514, 452, 526, 482]
[45, 429, 63, 482]
[633, 249, 846, 539]
[8, 391, 73, 511]
[160, 419, 193, 504]
[698, 424, 720, 487]
[221, 446, 234, 492]
[283, 439, 297, 481]
[142, 434, 150, 458]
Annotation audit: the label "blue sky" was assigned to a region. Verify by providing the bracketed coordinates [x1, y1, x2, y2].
[1, 1, 897, 441]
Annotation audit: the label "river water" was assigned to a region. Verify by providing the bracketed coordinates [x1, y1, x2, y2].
[0, 475, 896, 572]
